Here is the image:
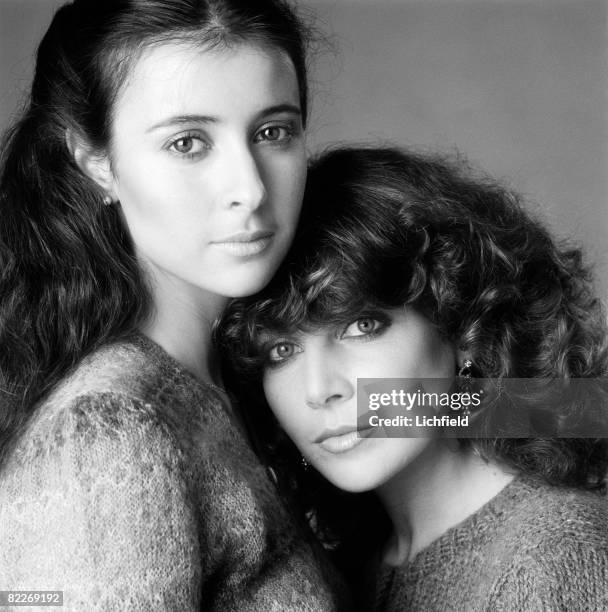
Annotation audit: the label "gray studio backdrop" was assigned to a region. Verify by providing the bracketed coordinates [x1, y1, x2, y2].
[1, 0, 606, 299]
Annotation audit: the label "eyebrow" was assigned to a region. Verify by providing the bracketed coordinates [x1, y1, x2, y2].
[147, 103, 301, 133]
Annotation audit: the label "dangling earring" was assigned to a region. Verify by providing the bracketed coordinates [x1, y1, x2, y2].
[103, 195, 113, 206]
[458, 358, 479, 417]
[301, 456, 309, 471]
[458, 358, 475, 379]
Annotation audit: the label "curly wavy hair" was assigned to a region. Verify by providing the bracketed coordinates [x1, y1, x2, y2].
[0, 0, 311, 468]
[218, 145, 608, 564]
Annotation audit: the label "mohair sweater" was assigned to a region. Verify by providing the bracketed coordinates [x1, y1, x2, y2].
[372, 476, 608, 611]
[0, 334, 344, 611]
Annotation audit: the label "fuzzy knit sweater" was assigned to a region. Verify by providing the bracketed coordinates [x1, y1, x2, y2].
[0, 334, 345, 611]
[372, 475, 608, 611]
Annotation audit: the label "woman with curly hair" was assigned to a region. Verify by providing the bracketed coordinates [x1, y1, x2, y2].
[0, 1, 347, 609]
[219, 146, 608, 611]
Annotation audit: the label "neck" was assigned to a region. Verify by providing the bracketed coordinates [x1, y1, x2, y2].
[139, 265, 228, 385]
[377, 441, 515, 565]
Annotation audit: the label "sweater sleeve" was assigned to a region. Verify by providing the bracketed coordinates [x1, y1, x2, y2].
[0, 393, 203, 611]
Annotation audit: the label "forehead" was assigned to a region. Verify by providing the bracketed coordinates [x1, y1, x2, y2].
[111, 41, 300, 130]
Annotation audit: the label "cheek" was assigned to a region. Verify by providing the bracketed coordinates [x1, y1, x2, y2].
[263, 372, 308, 440]
[118, 187, 200, 254]
[287, 152, 307, 202]
[424, 336, 456, 377]
[113, 162, 173, 232]
[112, 157, 212, 249]
[265, 150, 306, 217]
[397, 317, 456, 378]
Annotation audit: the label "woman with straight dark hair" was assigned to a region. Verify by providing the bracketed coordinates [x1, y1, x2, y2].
[0, 1, 346, 609]
[220, 146, 608, 611]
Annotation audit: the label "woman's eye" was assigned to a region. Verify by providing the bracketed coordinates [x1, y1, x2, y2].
[341, 317, 384, 339]
[254, 125, 292, 144]
[168, 135, 207, 156]
[267, 341, 300, 364]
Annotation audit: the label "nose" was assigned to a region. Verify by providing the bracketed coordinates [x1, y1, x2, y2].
[222, 143, 267, 211]
[303, 346, 354, 409]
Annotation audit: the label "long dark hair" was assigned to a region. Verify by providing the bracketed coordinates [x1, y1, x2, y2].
[218, 145, 608, 568]
[0, 0, 311, 466]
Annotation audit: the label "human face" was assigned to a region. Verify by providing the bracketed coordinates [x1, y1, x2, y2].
[262, 308, 456, 492]
[106, 42, 306, 308]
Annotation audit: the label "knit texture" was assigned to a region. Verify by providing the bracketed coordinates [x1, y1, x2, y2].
[0, 334, 344, 611]
[371, 476, 608, 611]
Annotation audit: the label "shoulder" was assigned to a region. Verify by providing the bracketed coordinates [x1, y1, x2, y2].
[0, 380, 200, 610]
[0, 387, 203, 604]
[17, 334, 228, 461]
[9, 335, 179, 469]
[1, 334, 239, 530]
[3, 387, 192, 501]
[505, 479, 608, 550]
[489, 480, 608, 610]
[2, 335, 202, 488]
[43, 334, 179, 406]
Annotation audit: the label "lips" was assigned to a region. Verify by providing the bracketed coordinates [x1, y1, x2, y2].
[314, 424, 374, 454]
[211, 229, 275, 257]
[213, 229, 275, 243]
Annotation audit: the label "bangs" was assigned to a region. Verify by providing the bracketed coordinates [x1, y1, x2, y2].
[260, 269, 400, 334]
[222, 243, 422, 379]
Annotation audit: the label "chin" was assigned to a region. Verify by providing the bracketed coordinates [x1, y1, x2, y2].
[224, 259, 284, 297]
[217, 274, 274, 299]
[321, 468, 382, 494]
[225, 275, 274, 298]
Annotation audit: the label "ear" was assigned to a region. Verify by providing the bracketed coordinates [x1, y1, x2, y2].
[65, 129, 115, 196]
